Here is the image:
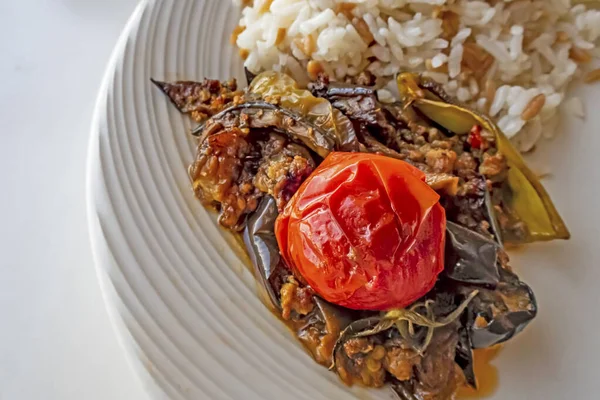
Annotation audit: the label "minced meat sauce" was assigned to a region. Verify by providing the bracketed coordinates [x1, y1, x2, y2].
[310, 73, 521, 241]
[189, 128, 315, 230]
[165, 73, 529, 400]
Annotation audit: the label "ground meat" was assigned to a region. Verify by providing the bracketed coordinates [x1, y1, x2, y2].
[457, 176, 486, 197]
[387, 122, 498, 237]
[189, 129, 261, 229]
[343, 338, 373, 358]
[359, 358, 386, 388]
[310, 77, 514, 241]
[425, 173, 459, 196]
[189, 129, 315, 230]
[425, 148, 458, 174]
[280, 276, 314, 320]
[479, 153, 507, 178]
[383, 346, 421, 381]
[339, 339, 387, 387]
[412, 326, 463, 399]
[443, 175, 494, 237]
[254, 144, 315, 210]
[152, 78, 243, 122]
[455, 152, 478, 178]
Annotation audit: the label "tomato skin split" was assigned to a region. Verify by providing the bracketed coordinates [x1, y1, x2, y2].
[275, 152, 446, 311]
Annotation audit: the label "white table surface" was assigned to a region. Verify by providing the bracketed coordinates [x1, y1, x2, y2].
[0, 1, 147, 399]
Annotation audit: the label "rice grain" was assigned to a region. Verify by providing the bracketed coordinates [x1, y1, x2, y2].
[521, 94, 547, 121]
[585, 68, 600, 83]
[234, 0, 600, 151]
[569, 46, 592, 63]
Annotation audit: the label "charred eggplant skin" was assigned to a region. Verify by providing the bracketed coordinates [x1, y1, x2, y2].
[445, 222, 500, 286]
[191, 101, 335, 157]
[243, 196, 282, 309]
[150, 77, 241, 122]
[249, 72, 360, 152]
[443, 222, 537, 349]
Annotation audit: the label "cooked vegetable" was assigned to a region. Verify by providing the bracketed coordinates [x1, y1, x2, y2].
[333, 317, 469, 395]
[244, 196, 357, 365]
[396, 73, 570, 244]
[297, 297, 356, 366]
[392, 381, 419, 400]
[390, 325, 467, 400]
[311, 75, 499, 239]
[465, 266, 537, 349]
[444, 222, 500, 285]
[249, 72, 360, 152]
[191, 101, 335, 157]
[328, 217, 537, 393]
[189, 128, 315, 229]
[275, 152, 446, 311]
[151, 78, 242, 122]
[154, 71, 555, 400]
[243, 196, 282, 309]
[309, 76, 405, 152]
[443, 221, 537, 348]
[332, 291, 477, 364]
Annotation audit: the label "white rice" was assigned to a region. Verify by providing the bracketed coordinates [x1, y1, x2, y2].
[233, 0, 600, 152]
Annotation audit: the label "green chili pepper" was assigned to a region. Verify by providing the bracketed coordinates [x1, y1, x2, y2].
[397, 73, 570, 244]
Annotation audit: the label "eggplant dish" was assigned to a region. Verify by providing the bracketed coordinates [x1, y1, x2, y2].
[152, 71, 569, 400]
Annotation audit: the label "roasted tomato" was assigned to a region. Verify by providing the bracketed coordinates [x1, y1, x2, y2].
[275, 152, 446, 311]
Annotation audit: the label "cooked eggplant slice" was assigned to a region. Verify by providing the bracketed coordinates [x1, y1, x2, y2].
[391, 381, 419, 400]
[191, 101, 335, 157]
[445, 222, 500, 287]
[484, 188, 504, 245]
[243, 197, 356, 364]
[411, 324, 463, 399]
[455, 325, 476, 388]
[330, 293, 477, 390]
[465, 267, 538, 349]
[310, 76, 404, 151]
[334, 320, 468, 396]
[331, 316, 382, 369]
[243, 196, 282, 309]
[189, 129, 262, 229]
[244, 67, 257, 86]
[248, 71, 360, 152]
[443, 221, 537, 348]
[151, 78, 242, 122]
[189, 129, 315, 229]
[412, 285, 476, 389]
[296, 297, 356, 366]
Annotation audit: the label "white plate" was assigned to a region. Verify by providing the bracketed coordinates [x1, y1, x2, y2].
[87, 1, 600, 399]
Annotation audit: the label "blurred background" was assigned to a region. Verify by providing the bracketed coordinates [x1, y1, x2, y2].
[0, 1, 146, 399]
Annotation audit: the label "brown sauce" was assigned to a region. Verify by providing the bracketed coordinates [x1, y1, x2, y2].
[457, 345, 502, 399]
[241, 231, 502, 399]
